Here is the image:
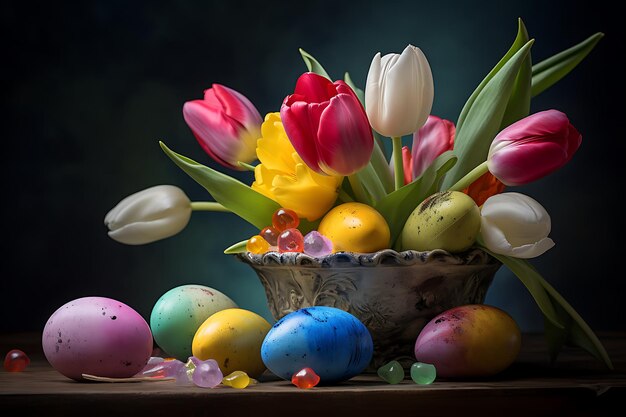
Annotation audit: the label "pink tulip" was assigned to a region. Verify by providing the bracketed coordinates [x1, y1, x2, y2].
[280, 72, 374, 176]
[411, 115, 455, 179]
[183, 84, 262, 170]
[487, 110, 582, 186]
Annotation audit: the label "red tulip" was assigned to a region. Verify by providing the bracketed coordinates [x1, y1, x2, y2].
[488, 110, 582, 186]
[183, 84, 262, 170]
[280, 72, 374, 176]
[411, 115, 456, 179]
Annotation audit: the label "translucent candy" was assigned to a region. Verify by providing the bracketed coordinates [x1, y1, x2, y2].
[3, 349, 30, 372]
[291, 367, 320, 389]
[272, 208, 300, 231]
[410, 362, 436, 385]
[138, 357, 184, 378]
[247, 235, 270, 254]
[192, 359, 223, 388]
[222, 371, 250, 389]
[260, 226, 280, 246]
[303, 231, 333, 257]
[174, 358, 197, 385]
[278, 228, 304, 253]
[377, 360, 404, 384]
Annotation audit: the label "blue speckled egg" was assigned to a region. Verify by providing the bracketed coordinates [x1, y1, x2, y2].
[261, 306, 373, 383]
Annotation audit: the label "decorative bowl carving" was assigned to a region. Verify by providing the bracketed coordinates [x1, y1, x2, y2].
[235, 248, 501, 368]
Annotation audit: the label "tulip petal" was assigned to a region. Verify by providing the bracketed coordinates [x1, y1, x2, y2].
[280, 100, 326, 174]
[316, 93, 374, 176]
[108, 212, 191, 245]
[211, 84, 263, 129]
[411, 115, 455, 178]
[294, 72, 336, 102]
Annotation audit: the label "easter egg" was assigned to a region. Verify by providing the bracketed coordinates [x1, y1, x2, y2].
[192, 308, 271, 378]
[42, 297, 153, 381]
[414, 304, 521, 378]
[401, 191, 481, 253]
[318, 202, 390, 253]
[150, 284, 237, 360]
[261, 306, 373, 383]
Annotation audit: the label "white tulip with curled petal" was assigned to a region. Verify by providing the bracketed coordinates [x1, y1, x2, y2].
[105, 185, 192, 245]
[365, 44, 434, 137]
[480, 192, 555, 259]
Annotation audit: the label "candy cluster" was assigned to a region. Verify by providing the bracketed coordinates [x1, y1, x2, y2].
[246, 208, 333, 257]
[377, 360, 436, 385]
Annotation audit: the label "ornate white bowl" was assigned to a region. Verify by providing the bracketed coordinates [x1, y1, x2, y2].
[236, 248, 500, 368]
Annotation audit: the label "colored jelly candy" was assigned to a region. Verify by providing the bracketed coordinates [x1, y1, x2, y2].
[192, 359, 223, 388]
[139, 357, 184, 378]
[410, 362, 436, 385]
[260, 226, 280, 246]
[291, 367, 320, 389]
[278, 228, 304, 253]
[246, 235, 270, 254]
[303, 231, 333, 257]
[222, 370, 250, 389]
[272, 208, 300, 231]
[3, 349, 30, 372]
[377, 360, 404, 384]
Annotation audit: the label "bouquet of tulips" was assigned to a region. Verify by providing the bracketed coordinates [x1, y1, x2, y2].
[104, 20, 610, 368]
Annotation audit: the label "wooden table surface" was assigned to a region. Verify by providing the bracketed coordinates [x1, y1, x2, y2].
[1, 332, 625, 417]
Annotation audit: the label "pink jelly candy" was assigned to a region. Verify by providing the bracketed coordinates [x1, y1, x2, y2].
[303, 231, 333, 257]
[260, 226, 280, 246]
[4, 349, 30, 372]
[291, 367, 320, 389]
[278, 228, 304, 253]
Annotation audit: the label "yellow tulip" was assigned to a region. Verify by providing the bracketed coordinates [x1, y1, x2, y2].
[252, 113, 342, 221]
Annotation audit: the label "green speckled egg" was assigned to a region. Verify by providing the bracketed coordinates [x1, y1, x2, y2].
[401, 191, 481, 253]
[150, 284, 237, 360]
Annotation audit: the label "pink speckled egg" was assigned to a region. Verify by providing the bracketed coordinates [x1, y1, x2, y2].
[42, 297, 153, 380]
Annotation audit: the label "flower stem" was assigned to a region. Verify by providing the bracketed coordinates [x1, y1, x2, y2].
[447, 161, 489, 192]
[338, 188, 354, 203]
[190, 202, 231, 212]
[348, 174, 370, 204]
[392, 136, 404, 191]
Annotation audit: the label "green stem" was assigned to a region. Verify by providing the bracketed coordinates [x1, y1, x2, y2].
[190, 202, 231, 212]
[392, 136, 404, 191]
[338, 188, 354, 203]
[348, 174, 370, 204]
[237, 161, 256, 171]
[447, 161, 489, 192]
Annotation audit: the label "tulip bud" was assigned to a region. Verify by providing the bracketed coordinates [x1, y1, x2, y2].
[105, 185, 191, 245]
[480, 192, 555, 258]
[365, 44, 434, 137]
[411, 115, 455, 178]
[183, 84, 262, 170]
[280, 72, 374, 176]
[487, 110, 582, 186]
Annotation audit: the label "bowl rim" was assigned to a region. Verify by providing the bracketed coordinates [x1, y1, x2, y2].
[234, 247, 499, 268]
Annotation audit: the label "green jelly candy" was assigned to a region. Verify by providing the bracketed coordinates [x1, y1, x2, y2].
[377, 360, 404, 384]
[410, 362, 436, 385]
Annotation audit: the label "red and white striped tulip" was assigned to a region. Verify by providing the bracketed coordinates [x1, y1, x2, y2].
[280, 72, 374, 176]
[487, 110, 582, 186]
[183, 84, 262, 170]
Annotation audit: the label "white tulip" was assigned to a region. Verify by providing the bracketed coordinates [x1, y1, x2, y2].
[105, 185, 191, 245]
[365, 44, 434, 138]
[480, 192, 555, 259]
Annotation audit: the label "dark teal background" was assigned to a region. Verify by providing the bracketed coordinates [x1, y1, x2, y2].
[2, 0, 624, 334]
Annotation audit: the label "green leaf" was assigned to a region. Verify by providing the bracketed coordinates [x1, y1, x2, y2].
[480, 248, 563, 329]
[376, 151, 457, 245]
[355, 161, 387, 203]
[441, 39, 534, 190]
[344, 71, 365, 105]
[299, 48, 331, 80]
[456, 19, 531, 131]
[500, 19, 532, 128]
[160, 141, 279, 229]
[531, 32, 604, 97]
[538, 270, 614, 369]
[224, 240, 248, 254]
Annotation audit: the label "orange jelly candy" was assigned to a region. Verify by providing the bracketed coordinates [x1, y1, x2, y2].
[246, 235, 270, 254]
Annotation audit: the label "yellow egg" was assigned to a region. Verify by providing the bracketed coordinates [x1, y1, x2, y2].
[192, 308, 271, 378]
[401, 191, 481, 253]
[318, 202, 390, 253]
